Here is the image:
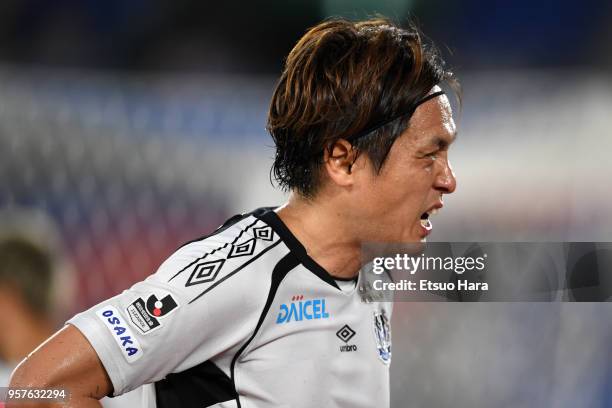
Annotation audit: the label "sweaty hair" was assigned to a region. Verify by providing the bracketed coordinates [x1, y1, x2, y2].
[0, 238, 53, 317]
[267, 17, 458, 197]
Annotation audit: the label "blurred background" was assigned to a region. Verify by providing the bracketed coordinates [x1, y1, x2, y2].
[0, 0, 610, 407]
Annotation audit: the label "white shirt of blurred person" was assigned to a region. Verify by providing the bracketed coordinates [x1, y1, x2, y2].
[8, 17, 458, 408]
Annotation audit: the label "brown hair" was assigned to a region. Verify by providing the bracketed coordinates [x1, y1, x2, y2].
[0, 237, 53, 317]
[267, 17, 458, 197]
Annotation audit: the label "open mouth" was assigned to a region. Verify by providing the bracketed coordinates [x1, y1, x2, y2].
[419, 207, 439, 240]
[420, 212, 432, 229]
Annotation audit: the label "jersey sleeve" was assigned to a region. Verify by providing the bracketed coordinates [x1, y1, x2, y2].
[67, 220, 284, 395]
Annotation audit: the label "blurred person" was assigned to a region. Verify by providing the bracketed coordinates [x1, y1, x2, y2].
[0, 237, 56, 386]
[9, 17, 458, 408]
[0, 210, 140, 408]
[0, 208, 70, 387]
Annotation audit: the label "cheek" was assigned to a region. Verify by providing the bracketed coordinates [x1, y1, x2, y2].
[357, 158, 430, 214]
[386, 164, 429, 197]
[390, 171, 435, 218]
[373, 173, 426, 214]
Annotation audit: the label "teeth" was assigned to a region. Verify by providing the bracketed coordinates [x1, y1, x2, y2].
[420, 218, 431, 228]
[430, 208, 439, 216]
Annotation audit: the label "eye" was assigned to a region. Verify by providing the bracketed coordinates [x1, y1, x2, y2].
[424, 151, 438, 161]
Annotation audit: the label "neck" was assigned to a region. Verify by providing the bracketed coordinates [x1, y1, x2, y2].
[276, 194, 362, 279]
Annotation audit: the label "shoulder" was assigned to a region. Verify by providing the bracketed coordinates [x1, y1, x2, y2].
[150, 213, 288, 305]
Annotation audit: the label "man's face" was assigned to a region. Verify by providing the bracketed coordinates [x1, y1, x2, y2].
[352, 90, 457, 243]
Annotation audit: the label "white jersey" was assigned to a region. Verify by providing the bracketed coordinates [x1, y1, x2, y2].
[68, 207, 392, 408]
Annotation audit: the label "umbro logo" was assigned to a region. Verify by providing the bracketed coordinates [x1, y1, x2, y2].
[183, 231, 273, 288]
[337, 325, 357, 352]
[228, 238, 256, 258]
[185, 259, 225, 286]
[336, 325, 356, 342]
[253, 226, 273, 241]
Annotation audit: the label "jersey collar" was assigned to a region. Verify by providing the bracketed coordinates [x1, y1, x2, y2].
[254, 208, 341, 290]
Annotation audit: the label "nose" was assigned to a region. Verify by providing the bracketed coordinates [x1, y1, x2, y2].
[434, 158, 457, 194]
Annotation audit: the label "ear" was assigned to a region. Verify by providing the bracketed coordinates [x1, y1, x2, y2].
[323, 139, 357, 188]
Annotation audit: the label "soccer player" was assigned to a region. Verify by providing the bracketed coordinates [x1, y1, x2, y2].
[9, 17, 457, 408]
